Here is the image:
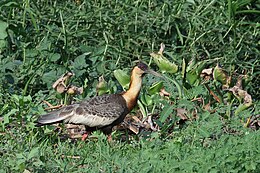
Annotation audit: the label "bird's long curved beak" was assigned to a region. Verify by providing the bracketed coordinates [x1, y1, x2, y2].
[145, 69, 163, 78]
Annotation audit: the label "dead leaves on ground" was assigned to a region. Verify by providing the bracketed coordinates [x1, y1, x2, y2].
[201, 65, 253, 114]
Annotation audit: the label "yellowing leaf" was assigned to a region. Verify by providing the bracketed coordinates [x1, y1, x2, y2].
[96, 76, 109, 95]
[150, 43, 178, 74]
[151, 52, 178, 74]
[213, 64, 229, 85]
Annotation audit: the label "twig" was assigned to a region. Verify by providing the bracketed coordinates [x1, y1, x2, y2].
[205, 83, 221, 103]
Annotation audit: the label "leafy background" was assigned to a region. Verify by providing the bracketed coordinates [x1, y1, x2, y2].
[0, 0, 259, 172]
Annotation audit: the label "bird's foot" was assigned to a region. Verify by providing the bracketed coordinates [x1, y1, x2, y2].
[81, 133, 89, 141]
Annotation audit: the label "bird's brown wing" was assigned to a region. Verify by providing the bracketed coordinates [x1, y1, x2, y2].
[37, 94, 128, 128]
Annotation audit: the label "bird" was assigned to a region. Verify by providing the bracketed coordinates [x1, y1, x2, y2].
[36, 62, 160, 140]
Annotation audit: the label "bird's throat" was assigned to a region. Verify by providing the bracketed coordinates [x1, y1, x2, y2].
[122, 71, 143, 111]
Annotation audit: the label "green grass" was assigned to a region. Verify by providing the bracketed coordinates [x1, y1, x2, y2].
[1, 126, 259, 172]
[0, 0, 260, 172]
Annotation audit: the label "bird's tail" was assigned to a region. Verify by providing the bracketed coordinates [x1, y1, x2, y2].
[36, 105, 75, 126]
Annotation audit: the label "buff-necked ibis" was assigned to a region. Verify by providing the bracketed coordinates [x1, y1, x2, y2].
[36, 62, 159, 140]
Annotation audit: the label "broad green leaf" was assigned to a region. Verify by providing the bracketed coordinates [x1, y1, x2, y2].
[26, 49, 38, 58]
[235, 103, 252, 116]
[42, 70, 59, 87]
[148, 81, 164, 95]
[50, 53, 61, 62]
[73, 54, 88, 69]
[113, 69, 130, 89]
[23, 95, 32, 103]
[186, 60, 207, 85]
[3, 108, 19, 124]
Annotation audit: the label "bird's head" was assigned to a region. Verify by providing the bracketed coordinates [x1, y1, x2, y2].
[133, 62, 162, 77]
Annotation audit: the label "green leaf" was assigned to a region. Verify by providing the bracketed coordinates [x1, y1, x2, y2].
[0, 20, 8, 39]
[73, 54, 88, 69]
[186, 60, 207, 85]
[137, 100, 147, 118]
[213, 64, 229, 85]
[148, 81, 164, 95]
[140, 94, 153, 106]
[50, 53, 61, 62]
[150, 52, 178, 74]
[26, 49, 39, 58]
[3, 108, 18, 124]
[186, 72, 198, 85]
[42, 70, 59, 87]
[113, 69, 130, 89]
[159, 105, 174, 123]
[0, 40, 6, 49]
[96, 76, 109, 95]
[27, 147, 40, 160]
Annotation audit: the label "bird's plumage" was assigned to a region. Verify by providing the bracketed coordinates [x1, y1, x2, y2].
[37, 94, 128, 133]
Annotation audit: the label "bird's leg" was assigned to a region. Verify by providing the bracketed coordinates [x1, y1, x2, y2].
[42, 100, 63, 110]
[81, 132, 89, 141]
[107, 134, 112, 142]
[81, 126, 91, 141]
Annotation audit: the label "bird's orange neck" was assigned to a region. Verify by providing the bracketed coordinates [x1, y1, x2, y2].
[121, 67, 143, 111]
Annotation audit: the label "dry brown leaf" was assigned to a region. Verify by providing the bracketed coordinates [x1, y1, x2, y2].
[203, 101, 211, 111]
[23, 169, 31, 173]
[127, 123, 139, 134]
[132, 116, 142, 124]
[201, 68, 213, 76]
[200, 68, 214, 83]
[147, 115, 159, 131]
[52, 72, 74, 93]
[228, 86, 252, 104]
[159, 88, 171, 97]
[176, 108, 188, 120]
[67, 85, 83, 95]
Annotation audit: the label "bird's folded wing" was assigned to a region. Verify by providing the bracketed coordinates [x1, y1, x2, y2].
[37, 94, 127, 127]
[65, 100, 125, 127]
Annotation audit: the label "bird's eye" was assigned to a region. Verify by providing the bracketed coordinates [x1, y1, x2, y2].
[137, 62, 148, 71]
